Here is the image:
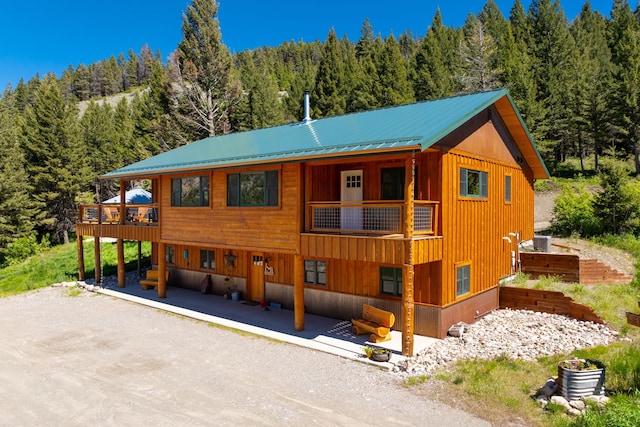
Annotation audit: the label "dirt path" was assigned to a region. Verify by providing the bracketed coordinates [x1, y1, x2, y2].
[0, 286, 490, 427]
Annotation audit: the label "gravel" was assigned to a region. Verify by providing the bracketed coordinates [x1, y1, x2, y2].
[393, 308, 625, 376]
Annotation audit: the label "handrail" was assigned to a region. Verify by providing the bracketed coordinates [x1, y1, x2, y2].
[79, 203, 159, 226]
[309, 200, 438, 235]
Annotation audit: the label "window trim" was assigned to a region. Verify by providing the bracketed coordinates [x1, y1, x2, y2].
[304, 259, 326, 286]
[227, 170, 279, 207]
[171, 175, 210, 207]
[380, 266, 402, 296]
[459, 167, 488, 199]
[456, 262, 471, 297]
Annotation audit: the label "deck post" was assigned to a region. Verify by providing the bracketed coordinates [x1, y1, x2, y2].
[77, 234, 85, 281]
[117, 238, 125, 288]
[158, 242, 167, 298]
[402, 153, 416, 356]
[294, 254, 305, 331]
[137, 241, 142, 278]
[93, 237, 101, 284]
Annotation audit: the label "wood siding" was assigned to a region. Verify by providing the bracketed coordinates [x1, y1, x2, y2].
[438, 121, 535, 306]
[160, 164, 302, 253]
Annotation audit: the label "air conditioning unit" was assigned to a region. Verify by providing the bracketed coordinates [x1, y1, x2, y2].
[533, 235, 551, 252]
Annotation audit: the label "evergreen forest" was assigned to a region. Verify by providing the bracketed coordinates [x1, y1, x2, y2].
[2, 0, 640, 265]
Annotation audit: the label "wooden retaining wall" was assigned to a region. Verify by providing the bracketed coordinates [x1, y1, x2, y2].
[520, 252, 632, 285]
[499, 286, 604, 324]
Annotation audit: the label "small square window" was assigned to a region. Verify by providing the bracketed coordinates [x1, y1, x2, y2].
[200, 250, 215, 270]
[456, 264, 470, 297]
[380, 266, 402, 296]
[304, 259, 326, 285]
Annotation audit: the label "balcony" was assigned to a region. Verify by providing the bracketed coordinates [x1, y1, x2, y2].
[303, 201, 441, 264]
[308, 200, 438, 235]
[76, 204, 160, 242]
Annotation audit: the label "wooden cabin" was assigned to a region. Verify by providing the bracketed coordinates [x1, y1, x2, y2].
[76, 89, 548, 356]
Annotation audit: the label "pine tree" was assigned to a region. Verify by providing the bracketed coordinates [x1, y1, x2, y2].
[609, 0, 640, 175]
[314, 28, 347, 117]
[169, 0, 242, 139]
[569, 3, 613, 171]
[375, 34, 414, 106]
[457, 13, 501, 93]
[21, 74, 90, 244]
[412, 10, 458, 100]
[0, 89, 41, 265]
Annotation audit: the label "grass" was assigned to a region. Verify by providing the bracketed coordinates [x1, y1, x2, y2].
[0, 238, 151, 297]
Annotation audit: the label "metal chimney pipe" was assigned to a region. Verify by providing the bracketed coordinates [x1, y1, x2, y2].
[303, 90, 311, 123]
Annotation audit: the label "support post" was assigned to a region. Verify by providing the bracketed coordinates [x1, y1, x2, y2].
[158, 242, 167, 298]
[117, 238, 125, 288]
[93, 237, 101, 284]
[77, 234, 85, 281]
[402, 153, 416, 356]
[294, 254, 305, 331]
[137, 241, 142, 278]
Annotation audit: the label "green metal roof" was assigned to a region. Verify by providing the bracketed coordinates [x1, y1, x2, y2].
[104, 88, 548, 179]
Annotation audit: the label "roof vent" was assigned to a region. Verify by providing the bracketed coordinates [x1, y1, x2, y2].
[302, 90, 312, 124]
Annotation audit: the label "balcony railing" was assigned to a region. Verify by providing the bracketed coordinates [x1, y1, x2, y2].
[79, 204, 159, 226]
[309, 200, 438, 235]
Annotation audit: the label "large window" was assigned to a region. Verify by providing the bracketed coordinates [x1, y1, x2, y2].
[456, 264, 471, 297]
[227, 170, 278, 206]
[380, 266, 402, 296]
[460, 168, 488, 198]
[304, 259, 326, 285]
[200, 250, 215, 270]
[171, 176, 210, 207]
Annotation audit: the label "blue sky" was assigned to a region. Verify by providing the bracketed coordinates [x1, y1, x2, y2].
[0, 0, 615, 90]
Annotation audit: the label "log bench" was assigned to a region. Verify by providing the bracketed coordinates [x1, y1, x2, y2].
[140, 270, 169, 290]
[351, 304, 395, 343]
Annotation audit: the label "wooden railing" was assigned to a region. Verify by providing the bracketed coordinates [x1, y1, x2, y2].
[308, 200, 438, 235]
[79, 204, 159, 226]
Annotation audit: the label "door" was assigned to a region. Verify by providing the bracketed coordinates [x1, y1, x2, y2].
[340, 170, 363, 230]
[248, 252, 265, 302]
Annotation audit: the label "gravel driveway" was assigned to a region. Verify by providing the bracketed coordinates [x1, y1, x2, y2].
[0, 286, 490, 426]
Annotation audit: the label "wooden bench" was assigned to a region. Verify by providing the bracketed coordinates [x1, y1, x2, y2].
[140, 270, 169, 290]
[351, 304, 395, 343]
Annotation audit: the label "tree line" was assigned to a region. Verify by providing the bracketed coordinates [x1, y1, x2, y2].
[1, 0, 640, 265]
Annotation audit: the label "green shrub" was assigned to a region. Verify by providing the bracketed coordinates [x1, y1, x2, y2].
[2, 234, 50, 267]
[592, 161, 640, 236]
[551, 184, 599, 237]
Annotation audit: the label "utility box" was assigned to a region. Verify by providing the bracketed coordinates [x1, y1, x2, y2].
[533, 235, 552, 252]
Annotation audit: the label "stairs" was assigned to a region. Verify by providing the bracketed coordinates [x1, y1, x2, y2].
[579, 259, 634, 285]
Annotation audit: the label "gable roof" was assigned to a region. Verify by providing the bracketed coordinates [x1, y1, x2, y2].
[104, 88, 549, 180]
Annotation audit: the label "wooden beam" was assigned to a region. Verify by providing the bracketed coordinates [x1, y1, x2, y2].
[77, 234, 85, 281]
[294, 254, 305, 331]
[117, 238, 125, 288]
[402, 153, 416, 356]
[158, 242, 167, 298]
[137, 241, 142, 278]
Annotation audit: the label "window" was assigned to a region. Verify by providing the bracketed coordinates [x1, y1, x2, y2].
[171, 176, 210, 207]
[227, 170, 278, 206]
[456, 264, 471, 297]
[380, 266, 402, 296]
[200, 249, 215, 270]
[166, 246, 175, 265]
[460, 168, 488, 198]
[505, 175, 512, 203]
[304, 259, 326, 285]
